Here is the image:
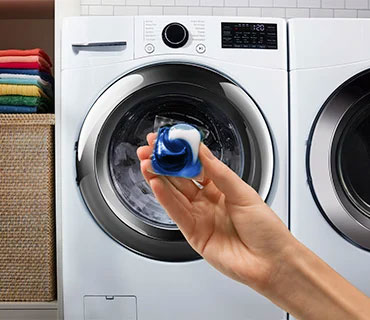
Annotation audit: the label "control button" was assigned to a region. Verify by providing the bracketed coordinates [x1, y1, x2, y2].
[162, 22, 189, 48]
[145, 43, 155, 54]
[196, 43, 206, 54]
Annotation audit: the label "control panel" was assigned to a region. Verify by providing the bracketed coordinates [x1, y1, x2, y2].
[222, 22, 278, 49]
[140, 19, 205, 54]
[133, 17, 286, 69]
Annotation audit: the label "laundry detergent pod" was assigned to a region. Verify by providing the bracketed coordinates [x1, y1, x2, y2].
[151, 123, 203, 179]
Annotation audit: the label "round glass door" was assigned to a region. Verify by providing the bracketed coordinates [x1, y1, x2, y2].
[107, 88, 247, 229]
[77, 63, 274, 261]
[308, 69, 370, 250]
[337, 105, 370, 218]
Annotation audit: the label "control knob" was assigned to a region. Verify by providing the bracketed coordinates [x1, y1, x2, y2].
[162, 23, 189, 48]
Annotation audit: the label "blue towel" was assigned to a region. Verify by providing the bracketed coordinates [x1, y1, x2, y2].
[0, 105, 39, 113]
[0, 69, 54, 85]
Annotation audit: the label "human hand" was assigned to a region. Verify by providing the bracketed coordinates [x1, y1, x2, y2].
[137, 133, 370, 320]
[136, 132, 295, 293]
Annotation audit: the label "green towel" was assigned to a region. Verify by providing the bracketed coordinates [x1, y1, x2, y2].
[0, 95, 49, 106]
[0, 95, 53, 112]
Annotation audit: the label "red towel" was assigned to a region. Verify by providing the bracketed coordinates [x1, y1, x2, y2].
[0, 62, 51, 73]
[0, 49, 52, 66]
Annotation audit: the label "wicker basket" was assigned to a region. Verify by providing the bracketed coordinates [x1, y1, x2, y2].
[0, 114, 56, 302]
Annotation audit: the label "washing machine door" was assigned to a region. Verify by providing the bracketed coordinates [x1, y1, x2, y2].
[308, 69, 370, 251]
[77, 63, 274, 261]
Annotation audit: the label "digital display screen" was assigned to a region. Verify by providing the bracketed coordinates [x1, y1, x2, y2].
[222, 22, 278, 49]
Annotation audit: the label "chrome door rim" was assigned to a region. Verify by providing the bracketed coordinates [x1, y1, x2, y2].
[77, 62, 274, 261]
[308, 69, 370, 251]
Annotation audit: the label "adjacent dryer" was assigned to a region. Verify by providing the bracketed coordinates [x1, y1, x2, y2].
[289, 19, 370, 320]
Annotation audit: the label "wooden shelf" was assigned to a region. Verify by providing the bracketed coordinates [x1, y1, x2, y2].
[0, 301, 58, 310]
[0, 301, 58, 320]
[0, 0, 54, 19]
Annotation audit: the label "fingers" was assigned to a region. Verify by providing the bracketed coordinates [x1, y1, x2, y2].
[140, 157, 200, 202]
[136, 132, 156, 161]
[198, 144, 263, 206]
[147, 132, 156, 146]
[137, 145, 153, 161]
[139, 159, 159, 183]
[167, 176, 200, 202]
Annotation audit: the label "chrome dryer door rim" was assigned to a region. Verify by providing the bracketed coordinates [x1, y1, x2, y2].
[308, 69, 370, 251]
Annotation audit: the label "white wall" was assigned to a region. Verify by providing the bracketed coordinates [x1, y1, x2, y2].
[80, 0, 370, 18]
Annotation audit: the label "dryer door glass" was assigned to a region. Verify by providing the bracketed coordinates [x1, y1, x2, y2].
[77, 63, 274, 261]
[308, 69, 370, 251]
[337, 105, 370, 218]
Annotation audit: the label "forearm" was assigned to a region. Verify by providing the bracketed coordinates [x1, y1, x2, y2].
[265, 240, 370, 320]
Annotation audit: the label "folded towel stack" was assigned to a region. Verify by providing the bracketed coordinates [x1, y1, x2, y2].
[0, 49, 54, 113]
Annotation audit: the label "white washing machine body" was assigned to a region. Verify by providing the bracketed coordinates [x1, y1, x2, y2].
[289, 18, 370, 319]
[60, 16, 288, 319]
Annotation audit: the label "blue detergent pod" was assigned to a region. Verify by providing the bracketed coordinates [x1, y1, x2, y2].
[152, 123, 202, 179]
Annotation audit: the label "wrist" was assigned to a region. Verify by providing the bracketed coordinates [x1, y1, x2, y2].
[239, 231, 301, 298]
[262, 238, 370, 320]
[259, 235, 302, 298]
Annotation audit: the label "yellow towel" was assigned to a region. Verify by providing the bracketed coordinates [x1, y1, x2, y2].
[0, 84, 48, 98]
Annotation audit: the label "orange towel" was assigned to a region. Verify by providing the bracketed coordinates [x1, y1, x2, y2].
[0, 49, 52, 66]
[0, 56, 51, 69]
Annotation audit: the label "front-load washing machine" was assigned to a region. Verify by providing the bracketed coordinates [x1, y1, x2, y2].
[289, 18, 370, 319]
[60, 16, 288, 319]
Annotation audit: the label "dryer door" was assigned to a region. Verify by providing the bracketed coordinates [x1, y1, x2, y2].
[308, 69, 370, 251]
[77, 63, 274, 261]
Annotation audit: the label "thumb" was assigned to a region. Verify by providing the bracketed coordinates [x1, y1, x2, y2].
[198, 144, 263, 206]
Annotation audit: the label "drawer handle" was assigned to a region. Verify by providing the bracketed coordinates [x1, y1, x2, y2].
[72, 41, 127, 50]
